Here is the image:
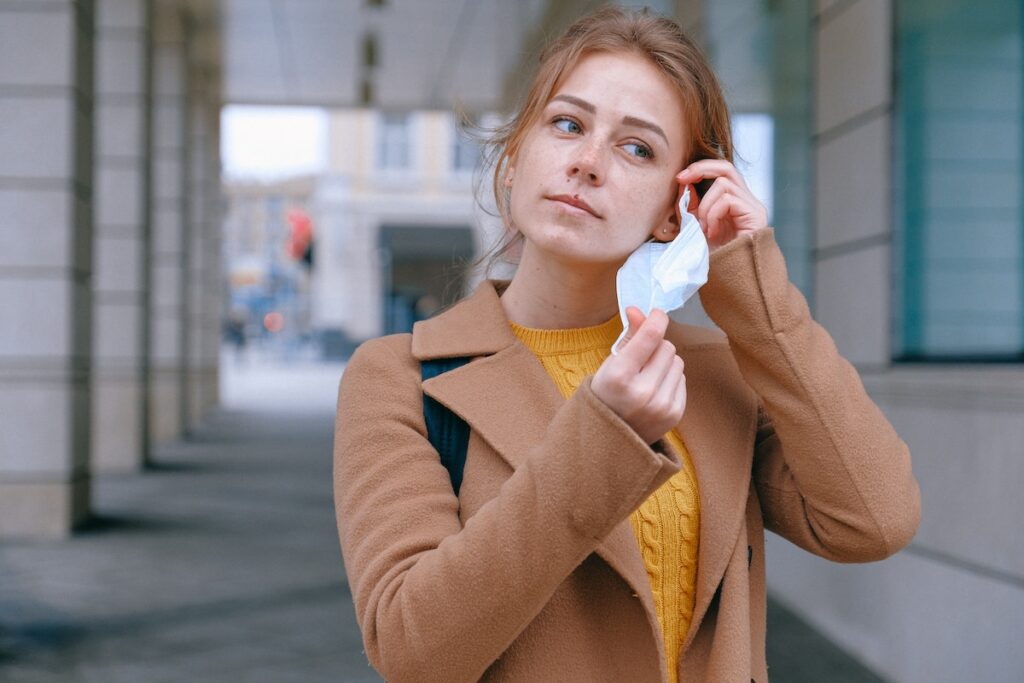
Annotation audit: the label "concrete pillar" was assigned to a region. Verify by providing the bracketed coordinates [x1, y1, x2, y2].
[149, 0, 185, 443]
[92, 0, 152, 472]
[811, 0, 893, 370]
[185, 81, 205, 429]
[200, 99, 223, 416]
[0, 0, 95, 537]
[184, 60, 221, 427]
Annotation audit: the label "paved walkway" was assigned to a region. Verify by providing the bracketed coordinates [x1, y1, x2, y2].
[0, 356, 884, 682]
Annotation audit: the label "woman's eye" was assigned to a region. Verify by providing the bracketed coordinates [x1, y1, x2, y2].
[623, 142, 653, 159]
[553, 117, 581, 134]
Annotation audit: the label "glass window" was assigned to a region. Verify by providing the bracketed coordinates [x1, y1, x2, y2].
[705, 0, 813, 300]
[451, 116, 480, 173]
[377, 112, 411, 171]
[894, 0, 1023, 360]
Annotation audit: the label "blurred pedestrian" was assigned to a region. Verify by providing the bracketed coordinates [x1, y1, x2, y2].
[333, 7, 920, 682]
[225, 307, 248, 365]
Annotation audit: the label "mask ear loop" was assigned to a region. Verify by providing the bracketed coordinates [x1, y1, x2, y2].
[654, 185, 684, 243]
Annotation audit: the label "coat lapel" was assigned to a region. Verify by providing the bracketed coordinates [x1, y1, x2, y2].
[413, 278, 562, 478]
[413, 278, 664, 644]
[669, 326, 758, 650]
[419, 341, 562, 474]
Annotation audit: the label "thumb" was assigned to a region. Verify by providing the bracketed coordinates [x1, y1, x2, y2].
[619, 306, 646, 349]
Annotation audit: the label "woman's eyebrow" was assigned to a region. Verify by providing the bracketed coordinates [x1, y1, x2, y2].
[550, 94, 668, 145]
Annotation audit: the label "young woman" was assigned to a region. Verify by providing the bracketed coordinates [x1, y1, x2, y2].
[333, 7, 920, 682]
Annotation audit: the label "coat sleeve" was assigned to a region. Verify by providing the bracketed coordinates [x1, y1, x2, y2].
[698, 228, 921, 562]
[333, 336, 682, 683]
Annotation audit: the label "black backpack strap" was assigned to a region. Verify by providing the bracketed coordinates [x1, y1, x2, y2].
[421, 357, 472, 497]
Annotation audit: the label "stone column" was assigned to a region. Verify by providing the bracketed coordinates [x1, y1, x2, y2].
[185, 77, 204, 429]
[0, 0, 95, 537]
[92, 0, 152, 472]
[811, 0, 893, 369]
[149, 0, 186, 443]
[201, 102, 223, 416]
[185, 62, 218, 428]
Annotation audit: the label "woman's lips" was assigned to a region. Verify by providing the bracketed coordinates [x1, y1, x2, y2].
[547, 194, 601, 218]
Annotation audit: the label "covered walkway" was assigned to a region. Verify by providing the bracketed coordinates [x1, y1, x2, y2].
[0, 356, 377, 682]
[0, 356, 883, 682]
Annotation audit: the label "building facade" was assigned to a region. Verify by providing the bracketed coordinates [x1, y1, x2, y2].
[310, 108, 494, 356]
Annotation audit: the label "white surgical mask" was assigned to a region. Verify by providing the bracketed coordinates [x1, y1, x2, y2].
[611, 186, 709, 355]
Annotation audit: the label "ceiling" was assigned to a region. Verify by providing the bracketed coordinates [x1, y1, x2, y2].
[209, 0, 549, 111]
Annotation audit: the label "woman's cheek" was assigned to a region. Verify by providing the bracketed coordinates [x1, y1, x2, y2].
[633, 185, 669, 223]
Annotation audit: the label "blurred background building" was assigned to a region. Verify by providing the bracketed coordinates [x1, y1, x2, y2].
[0, 0, 1021, 681]
[310, 108, 488, 358]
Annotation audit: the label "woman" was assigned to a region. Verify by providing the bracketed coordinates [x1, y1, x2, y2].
[333, 7, 920, 682]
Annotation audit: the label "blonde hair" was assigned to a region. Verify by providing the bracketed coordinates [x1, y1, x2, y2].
[464, 4, 733, 280]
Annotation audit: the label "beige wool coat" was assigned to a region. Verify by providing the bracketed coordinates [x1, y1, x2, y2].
[333, 227, 921, 683]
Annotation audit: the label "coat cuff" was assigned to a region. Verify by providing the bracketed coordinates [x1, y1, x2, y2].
[569, 375, 683, 539]
[698, 227, 810, 343]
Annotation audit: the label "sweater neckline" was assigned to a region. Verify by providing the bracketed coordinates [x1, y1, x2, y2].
[508, 312, 623, 356]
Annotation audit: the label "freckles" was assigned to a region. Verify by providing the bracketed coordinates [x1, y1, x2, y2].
[635, 188, 660, 206]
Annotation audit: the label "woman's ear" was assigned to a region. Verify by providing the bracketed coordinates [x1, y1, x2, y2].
[652, 199, 679, 242]
[504, 165, 515, 187]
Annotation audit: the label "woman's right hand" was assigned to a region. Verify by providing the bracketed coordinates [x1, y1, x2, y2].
[592, 307, 687, 445]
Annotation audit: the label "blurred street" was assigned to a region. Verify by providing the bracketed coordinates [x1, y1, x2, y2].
[0, 353, 883, 682]
[0, 354, 380, 683]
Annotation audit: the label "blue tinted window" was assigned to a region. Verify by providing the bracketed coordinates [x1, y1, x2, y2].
[894, 0, 1023, 360]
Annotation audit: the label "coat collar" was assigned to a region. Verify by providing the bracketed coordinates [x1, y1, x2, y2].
[411, 278, 518, 360]
[412, 277, 755, 660]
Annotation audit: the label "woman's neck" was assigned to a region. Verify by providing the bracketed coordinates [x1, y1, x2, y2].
[498, 242, 620, 330]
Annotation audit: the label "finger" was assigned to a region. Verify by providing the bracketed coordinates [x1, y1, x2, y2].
[677, 159, 748, 191]
[670, 360, 687, 415]
[618, 308, 669, 372]
[672, 178, 701, 215]
[646, 307, 669, 337]
[625, 306, 646, 342]
[706, 193, 738, 245]
[635, 338, 678, 398]
[669, 360, 687, 417]
[696, 178, 733, 226]
[677, 159, 741, 185]
[614, 306, 646, 353]
[650, 356, 685, 419]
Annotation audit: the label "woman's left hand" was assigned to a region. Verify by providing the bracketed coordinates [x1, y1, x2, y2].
[675, 160, 769, 253]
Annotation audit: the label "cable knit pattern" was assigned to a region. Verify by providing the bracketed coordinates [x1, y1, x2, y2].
[509, 312, 701, 683]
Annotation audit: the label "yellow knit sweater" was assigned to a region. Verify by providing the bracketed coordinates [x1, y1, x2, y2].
[509, 312, 700, 683]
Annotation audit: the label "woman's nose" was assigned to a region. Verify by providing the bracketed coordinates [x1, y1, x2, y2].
[568, 141, 605, 184]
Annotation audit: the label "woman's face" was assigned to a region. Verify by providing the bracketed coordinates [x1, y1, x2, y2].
[508, 50, 689, 268]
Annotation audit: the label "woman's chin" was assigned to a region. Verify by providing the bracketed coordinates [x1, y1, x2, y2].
[530, 237, 627, 271]
[515, 221, 632, 264]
